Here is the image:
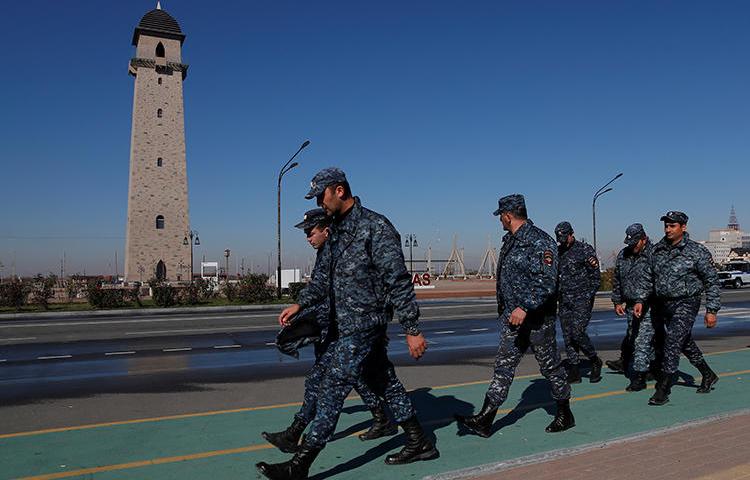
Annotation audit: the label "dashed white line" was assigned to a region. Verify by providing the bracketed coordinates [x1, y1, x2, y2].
[162, 347, 192, 352]
[0, 337, 37, 342]
[213, 344, 242, 349]
[435, 330, 455, 334]
[0, 359, 7, 363]
[105, 351, 136, 356]
[265, 342, 276, 346]
[37, 355, 72, 360]
[470, 328, 489, 332]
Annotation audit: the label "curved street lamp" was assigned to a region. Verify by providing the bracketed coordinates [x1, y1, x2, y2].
[277, 140, 310, 298]
[592, 173, 623, 255]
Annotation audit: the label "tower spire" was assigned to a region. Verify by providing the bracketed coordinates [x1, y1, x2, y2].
[728, 205, 739, 231]
[156, 1, 162, 10]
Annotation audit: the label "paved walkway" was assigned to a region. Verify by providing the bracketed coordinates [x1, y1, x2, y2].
[2, 348, 748, 480]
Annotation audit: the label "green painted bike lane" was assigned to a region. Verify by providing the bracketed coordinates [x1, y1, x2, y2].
[3, 348, 748, 480]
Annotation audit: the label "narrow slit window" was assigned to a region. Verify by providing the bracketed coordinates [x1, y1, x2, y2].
[156, 215, 165, 229]
[157, 108, 163, 118]
[158, 77, 162, 85]
[157, 157, 163, 167]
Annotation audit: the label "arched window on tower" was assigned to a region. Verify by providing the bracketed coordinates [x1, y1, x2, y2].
[157, 108, 163, 118]
[157, 157, 163, 167]
[156, 42, 165, 58]
[156, 215, 165, 229]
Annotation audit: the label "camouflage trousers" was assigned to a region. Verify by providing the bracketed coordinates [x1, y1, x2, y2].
[294, 340, 382, 425]
[558, 296, 597, 366]
[621, 303, 655, 373]
[653, 297, 705, 375]
[305, 325, 415, 449]
[486, 314, 570, 408]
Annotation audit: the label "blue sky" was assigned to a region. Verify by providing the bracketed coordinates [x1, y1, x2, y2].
[1, 0, 748, 276]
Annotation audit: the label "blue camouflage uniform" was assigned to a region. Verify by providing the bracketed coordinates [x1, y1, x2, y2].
[485, 198, 570, 408]
[293, 247, 383, 426]
[651, 226, 721, 376]
[296, 196, 419, 449]
[555, 222, 601, 366]
[611, 225, 656, 374]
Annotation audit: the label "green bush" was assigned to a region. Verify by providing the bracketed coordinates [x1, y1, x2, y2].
[599, 267, 615, 292]
[127, 285, 143, 307]
[221, 281, 238, 302]
[0, 280, 31, 310]
[237, 274, 274, 303]
[288, 282, 306, 301]
[30, 274, 57, 310]
[86, 280, 126, 309]
[148, 278, 177, 307]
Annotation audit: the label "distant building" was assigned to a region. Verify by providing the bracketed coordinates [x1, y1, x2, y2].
[702, 206, 750, 264]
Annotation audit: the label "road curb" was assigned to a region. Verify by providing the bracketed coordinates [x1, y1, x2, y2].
[0, 303, 294, 321]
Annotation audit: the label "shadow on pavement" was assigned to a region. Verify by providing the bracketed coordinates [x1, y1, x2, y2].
[309, 387, 471, 479]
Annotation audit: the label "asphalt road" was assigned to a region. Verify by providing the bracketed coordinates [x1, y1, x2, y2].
[0, 290, 748, 435]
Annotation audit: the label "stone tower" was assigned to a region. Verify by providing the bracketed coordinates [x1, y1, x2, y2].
[124, 4, 191, 283]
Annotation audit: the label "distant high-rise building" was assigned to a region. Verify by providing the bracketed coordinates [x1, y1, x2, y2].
[124, 4, 191, 282]
[702, 206, 749, 264]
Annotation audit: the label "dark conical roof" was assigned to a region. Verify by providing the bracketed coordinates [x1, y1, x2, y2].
[132, 8, 185, 46]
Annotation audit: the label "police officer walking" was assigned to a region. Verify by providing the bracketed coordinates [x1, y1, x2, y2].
[262, 208, 396, 455]
[554, 221, 603, 383]
[454, 195, 573, 438]
[257, 168, 438, 480]
[609, 223, 656, 392]
[649, 211, 720, 406]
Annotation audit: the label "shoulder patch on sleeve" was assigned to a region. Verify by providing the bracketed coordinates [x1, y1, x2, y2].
[543, 250, 554, 266]
[587, 256, 599, 268]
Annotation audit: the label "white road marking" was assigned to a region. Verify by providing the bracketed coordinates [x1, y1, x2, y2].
[213, 344, 241, 349]
[0, 337, 37, 342]
[163, 347, 192, 352]
[265, 342, 276, 346]
[105, 351, 136, 356]
[435, 330, 455, 334]
[38, 355, 72, 360]
[0, 359, 7, 363]
[470, 328, 489, 332]
[0, 313, 280, 329]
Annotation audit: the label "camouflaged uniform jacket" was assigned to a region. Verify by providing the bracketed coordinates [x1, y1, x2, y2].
[496, 220, 559, 320]
[558, 240, 601, 300]
[297, 198, 420, 336]
[611, 241, 653, 306]
[651, 233, 721, 313]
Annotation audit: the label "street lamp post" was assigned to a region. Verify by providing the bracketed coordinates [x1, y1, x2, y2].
[224, 249, 231, 281]
[183, 230, 200, 282]
[277, 140, 310, 298]
[592, 173, 623, 255]
[404, 234, 418, 275]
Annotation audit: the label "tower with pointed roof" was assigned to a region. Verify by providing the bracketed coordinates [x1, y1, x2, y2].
[124, 4, 191, 282]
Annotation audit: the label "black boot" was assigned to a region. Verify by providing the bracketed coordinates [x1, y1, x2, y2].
[648, 372, 674, 406]
[626, 372, 647, 392]
[589, 357, 603, 383]
[695, 360, 718, 394]
[262, 417, 307, 454]
[605, 357, 625, 373]
[359, 405, 398, 441]
[567, 363, 582, 384]
[256, 442, 321, 480]
[545, 399, 575, 433]
[454, 396, 498, 438]
[384, 416, 439, 465]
